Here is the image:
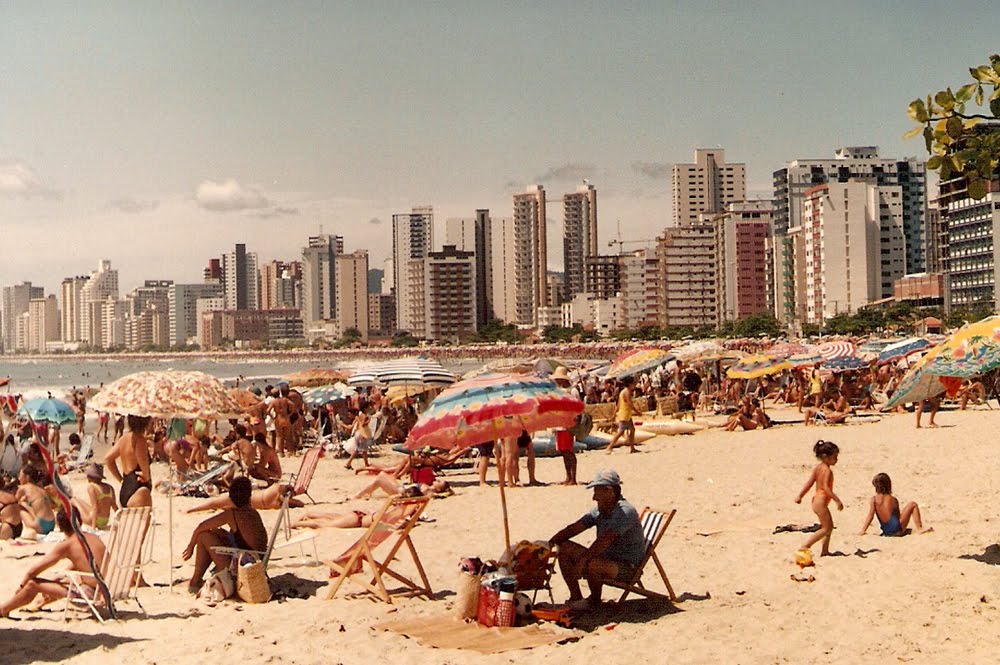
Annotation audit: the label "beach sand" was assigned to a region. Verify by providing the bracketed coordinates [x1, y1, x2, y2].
[3, 405, 999, 664]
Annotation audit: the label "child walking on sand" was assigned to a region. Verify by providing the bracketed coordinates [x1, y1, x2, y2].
[859, 472, 931, 536]
[794, 440, 843, 556]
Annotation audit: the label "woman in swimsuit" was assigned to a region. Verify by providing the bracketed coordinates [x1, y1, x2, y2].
[859, 473, 931, 536]
[16, 465, 56, 537]
[292, 508, 376, 529]
[104, 415, 153, 509]
[76, 463, 118, 530]
[183, 476, 268, 595]
[0, 475, 23, 539]
[794, 440, 843, 557]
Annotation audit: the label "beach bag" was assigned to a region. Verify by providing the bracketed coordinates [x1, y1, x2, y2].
[199, 569, 235, 603]
[568, 412, 593, 442]
[454, 570, 481, 620]
[236, 556, 271, 603]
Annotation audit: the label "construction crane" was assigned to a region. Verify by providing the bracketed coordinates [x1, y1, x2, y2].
[608, 237, 656, 254]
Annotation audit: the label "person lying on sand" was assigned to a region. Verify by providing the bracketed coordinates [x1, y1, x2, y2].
[293, 508, 376, 529]
[185, 482, 304, 513]
[352, 473, 449, 500]
[0, 509, 106, 619]
[859, 472, 932, 536]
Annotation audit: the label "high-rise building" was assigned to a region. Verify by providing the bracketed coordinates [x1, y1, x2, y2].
[716, 201, 774, 322]
[60, 276, 88, 344]
[490, 216, 535, 325]
[335, 250, 370, 340]
[368, 293, 396, 335]
[2, 282, 43, 352]
[169, 283, 224, 347]
[584, 255, 621, 300]
[392, 207, 434, 336]
[446, 209, 493, 325]
[772, 146, 928, 322]
[673, 149, 746, 226]
[619, 250, 661, 330]
[656, 221, 719, 329]
[221, 244, 260, 311]
[563, 183, 598, 299]
[512, 185, 547, 313]
[425, 245, 477, 341]
[27, 295, 59, 353]
[79, 260, 119, 346]
[260, 260, 301, 310]
[301, 234, 343, 327]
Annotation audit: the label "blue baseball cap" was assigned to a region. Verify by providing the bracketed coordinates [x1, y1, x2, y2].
[586, 469, 622, 488]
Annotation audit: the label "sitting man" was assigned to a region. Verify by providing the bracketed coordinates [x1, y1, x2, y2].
[0, 508, 107, 618]
[549, 469, 646, 610]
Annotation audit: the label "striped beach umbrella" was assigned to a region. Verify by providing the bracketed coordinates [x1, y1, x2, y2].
[769, 341, 811, 358]
[817, 340, 857, 361]
[785, 351, 824, 368]
[301, 383, 356, 407]
[823, 356, 868, 373]
[606, 348, 674, 379]
[726, 354, 791, 379]
[350, 357, 456, 389]
[876, 337, 932, 365]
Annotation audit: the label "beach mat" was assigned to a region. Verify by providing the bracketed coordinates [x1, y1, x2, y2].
[376, 615, 582, 653]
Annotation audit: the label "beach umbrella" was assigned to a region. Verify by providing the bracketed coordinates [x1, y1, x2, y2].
[726, 354, 791, 379]
[89, 370, 243, 420]
[17, 397, 78, 425]
[876, 337, 932, 365]
[769, 341, 811, 358]
[673, 341, 740, 364]
[823, 356, 868, 373]
[347, 370, 383, 387]
[532, 357, 567, 376]
[606, 347, 674, 379]
[858, 339, 893, 355]
[404, 373, 584, 554]
[350, 357, 456, 389]
[785, 351, 825, 368]
[283, 368, 350, 388]
[300, 383, 356, 407]
[885, 315, 1000, 408]
[816, 340, 858, 361]
[227, 387, 262, 412]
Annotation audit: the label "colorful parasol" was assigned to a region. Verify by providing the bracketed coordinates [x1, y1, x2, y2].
[17, 397, 78, 425]
[823, 356, 868, 373]
[283, 368, 350, 388]
[817, 340, 858, 360]
[785, 351, 825, 368]
[606, 348, 674, 379]
[885, 315, 1000, 408]
[674, 341, 743, 364]
[726, 354, 791, 379]
[349, 357, 456, 389]
[876, 337, 932, 365]
[769, 341, 811, 358]
[89, 370, 243, 419]
[300, 383, 356, 407]
[227, 387, 262, 411]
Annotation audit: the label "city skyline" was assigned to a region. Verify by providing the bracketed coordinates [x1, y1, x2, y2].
[1, 3, 995, 294]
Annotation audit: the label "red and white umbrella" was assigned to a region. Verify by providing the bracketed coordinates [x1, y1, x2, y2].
[817, 341, 857, 361]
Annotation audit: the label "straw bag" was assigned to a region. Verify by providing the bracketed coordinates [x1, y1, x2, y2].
[236, 556, 271, 603]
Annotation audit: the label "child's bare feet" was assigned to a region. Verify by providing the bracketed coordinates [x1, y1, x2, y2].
[918, 526, 934, 534]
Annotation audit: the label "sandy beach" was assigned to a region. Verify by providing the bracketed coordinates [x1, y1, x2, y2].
[3, 404, 999, 664]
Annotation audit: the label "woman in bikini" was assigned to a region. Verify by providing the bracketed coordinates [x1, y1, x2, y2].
[76, 463, 118, 530]
[293, 508, 376, 529]
[794, 439, 843, 557]
[16, 465, 56, 537]
[0, 475, 24, 540]
[104, 415, 153, 509]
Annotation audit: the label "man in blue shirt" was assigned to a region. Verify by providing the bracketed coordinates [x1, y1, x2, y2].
[549, 469, 646, 609]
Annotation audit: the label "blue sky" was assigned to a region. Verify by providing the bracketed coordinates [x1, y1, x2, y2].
[1, 2, 996, 293]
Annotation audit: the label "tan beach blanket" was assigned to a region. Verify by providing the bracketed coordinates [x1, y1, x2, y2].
[376, 615, 582, 654]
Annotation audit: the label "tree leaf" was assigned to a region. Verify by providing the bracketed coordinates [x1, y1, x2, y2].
[923, 126, 933, 152]
[902, 126, 924, 140]
[968, 178, 988, 200]
[956, 83, 977, 103]
[926, 155, 942, 170]
[976, 85, 985, 106]
[991, 86, 1000, 102]
[992, 54, 1000, 75]
[907, 99, 928, 122]
[972, 65, 994, 82]
[947, 115, 964, 138]
[992, 97, 1000, 118]
[935, 89, 955, 110]
[964, 118, 982, 130]
[940, 160, 953, 180]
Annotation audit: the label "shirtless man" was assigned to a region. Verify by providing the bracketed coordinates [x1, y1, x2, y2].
[287, 389, 305, 453]
[268, 386, 294, 457]
[104, 415, 153, 508]
[0, 509, 107, 618]
[250, 433, 282, 484]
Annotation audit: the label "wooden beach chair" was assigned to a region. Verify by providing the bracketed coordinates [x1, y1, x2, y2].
[325, 496, 432, 603]
[601, 507, 678, 603]
[64, 506, 153, 622]
[285, 444, 321, 504]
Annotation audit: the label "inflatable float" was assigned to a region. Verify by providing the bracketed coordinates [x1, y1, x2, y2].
[633, 420, 707, 436]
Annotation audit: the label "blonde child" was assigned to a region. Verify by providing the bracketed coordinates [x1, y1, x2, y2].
[859, 472, 930, 536]
[794, 440, 843, 556]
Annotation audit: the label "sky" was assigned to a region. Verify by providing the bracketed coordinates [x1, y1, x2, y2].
[1, 1, 997, 295]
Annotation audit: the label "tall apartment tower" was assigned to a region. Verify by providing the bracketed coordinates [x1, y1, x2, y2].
[168, 282, 224, 346]
[619, 250, 661, 330]
[512, 185, 547, 314]
[79, 260, 119, 346]
[672, 149, 746, 226]
[392, 207, 434, 336]
[716, 201, 775, 322]
[221, 244, 260, 311]
[301, 235, 343, 327]
[563, 183, 598, 298]
[261, 260, 302, 310]
[2, 282, 43, 351]
[656, 221, 719, 329]
[59, 276, 89, 343]
[27, 295, 59, 353]
[445, 209, 493, 326]
[490, 216, 535, 325]
[425, 245, 477, 341]
[772, 146, 928, 322]
[335, 250, 370, 340]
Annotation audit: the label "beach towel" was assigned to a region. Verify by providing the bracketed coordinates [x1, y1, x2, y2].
[376, 615, 582, 654]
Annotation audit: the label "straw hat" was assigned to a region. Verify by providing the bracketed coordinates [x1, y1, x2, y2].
[551, 366, 571, 382]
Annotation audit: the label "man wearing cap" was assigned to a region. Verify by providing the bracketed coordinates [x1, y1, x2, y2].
[549, 469, 646, 609]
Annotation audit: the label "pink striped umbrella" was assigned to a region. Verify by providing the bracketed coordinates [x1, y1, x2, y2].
[817, 341, 857, 361]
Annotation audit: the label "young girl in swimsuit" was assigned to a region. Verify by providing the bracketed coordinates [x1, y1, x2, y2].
[859, 473, 931, 537]
[78, 463, 118, 530]
[794, 440, 843, 556]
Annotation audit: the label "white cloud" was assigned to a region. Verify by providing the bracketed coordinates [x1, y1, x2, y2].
[0, 161, 59, 199]
[107, 198, 160, 213]
[195, 178, 271, 212]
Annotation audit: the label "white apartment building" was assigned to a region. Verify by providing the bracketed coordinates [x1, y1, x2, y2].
[222, 244, 260, 311]
[2, 282, 43, 352]
[512, 186, 547, 311]
[169, 282, 224, 346]
[656, 222, 719, 329]
[27, 295, 59, 353]
[301, 234, 343, 327]
[561, 293, 622, 337]
[619, 250, 660, 330]
[393, 207, 434, 336]
[490, 216, 536, 325]
[79, 260, 119, 345]
[60, 276, 88, 343]
[673, 149, 746, 226]
[563, 184, 598, 299]
[335, 250, 370, 341]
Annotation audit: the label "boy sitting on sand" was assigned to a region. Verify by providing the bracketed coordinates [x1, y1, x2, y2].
[859, 473, 931, 536]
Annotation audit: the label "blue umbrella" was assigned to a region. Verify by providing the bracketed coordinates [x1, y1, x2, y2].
[17, 397, 78, 425]
[301, 383, 356, 407]
[876, 337, 932, 365]
[824, 356, 868, 373]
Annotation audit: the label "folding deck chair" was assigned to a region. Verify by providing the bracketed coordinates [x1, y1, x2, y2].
[65, 435, 94, 472]
[601, 507, 677, 603]
[176, 461, 234, 496]
[64, 506, 153, 622]
[325, 496, 432, 603]
[285, 445, 321, 504]
[214, 487, 318, 569]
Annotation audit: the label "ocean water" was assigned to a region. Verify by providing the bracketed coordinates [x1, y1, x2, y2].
[2, 355, 482, 399]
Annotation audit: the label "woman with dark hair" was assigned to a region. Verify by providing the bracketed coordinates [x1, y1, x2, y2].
[104, 415, 153, 508]
[183, 476, 267, 595]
